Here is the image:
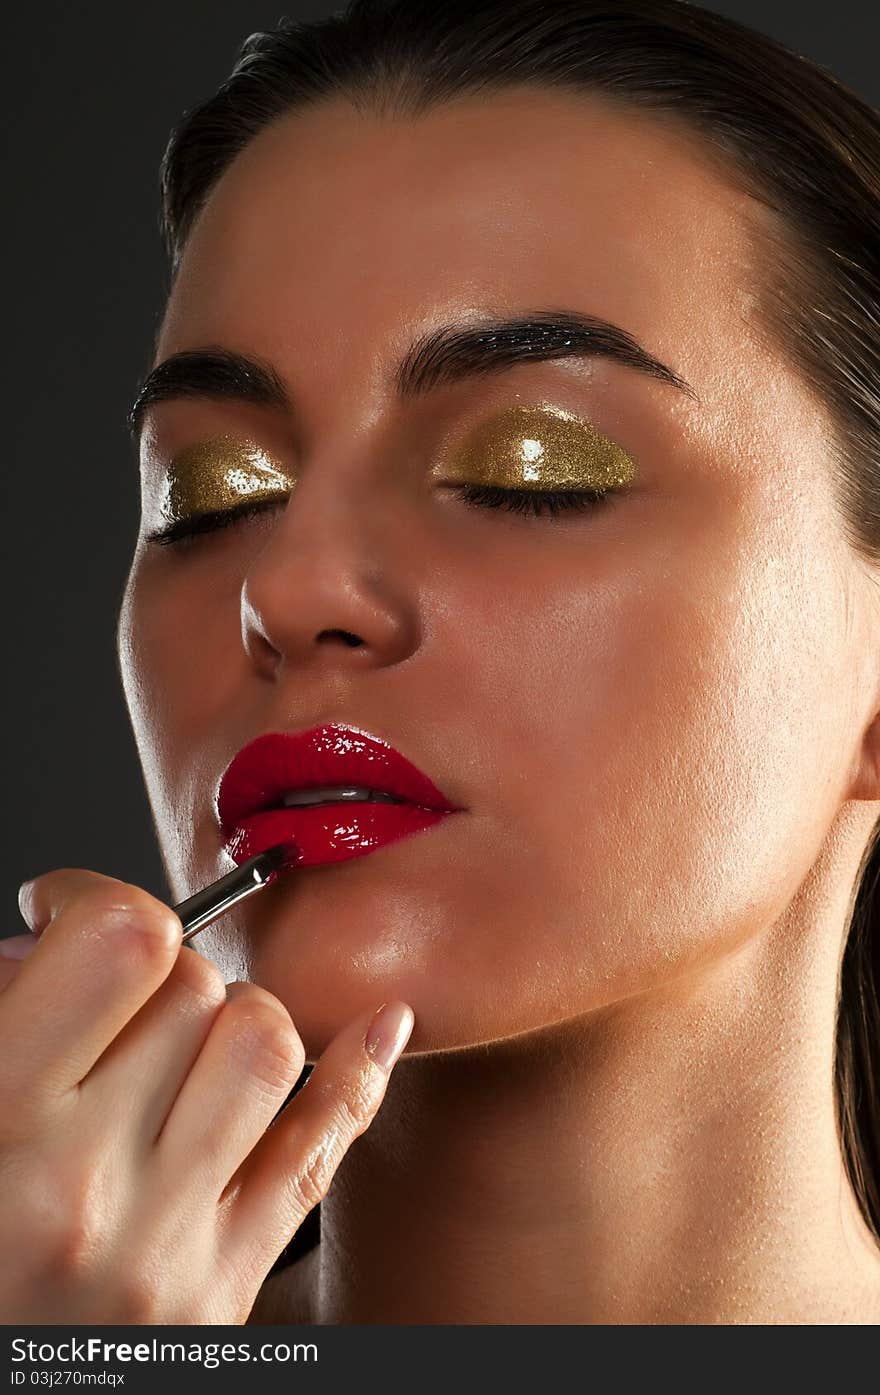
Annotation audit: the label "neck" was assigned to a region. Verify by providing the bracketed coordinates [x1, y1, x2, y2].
[311, 959, 877, 1321]
[296, 829, 880, 1325]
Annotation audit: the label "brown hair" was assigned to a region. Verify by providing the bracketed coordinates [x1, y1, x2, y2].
[155, 0, 880, 1242]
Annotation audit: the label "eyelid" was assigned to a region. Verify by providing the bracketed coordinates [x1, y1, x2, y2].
[151, 405, 636, 535]
[435, 403, 637, 490]
[144, 494, 284, 546]
[157, 434, 295, 529]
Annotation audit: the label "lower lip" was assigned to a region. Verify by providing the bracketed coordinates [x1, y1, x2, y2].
[223, 801, 457, 869]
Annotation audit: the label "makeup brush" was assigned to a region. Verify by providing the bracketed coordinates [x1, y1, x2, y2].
[171, 841, 299, 943]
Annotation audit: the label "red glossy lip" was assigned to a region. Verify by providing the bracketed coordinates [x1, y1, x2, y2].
[217, 723, 461, 850]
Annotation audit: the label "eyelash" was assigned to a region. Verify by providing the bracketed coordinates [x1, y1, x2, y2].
[144, 483, 617, 547]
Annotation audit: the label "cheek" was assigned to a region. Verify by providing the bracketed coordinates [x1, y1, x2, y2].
[472, 516, 846, 979]
[117, 556, 239, 769]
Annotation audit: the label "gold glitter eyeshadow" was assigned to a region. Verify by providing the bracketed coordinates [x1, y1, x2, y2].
[154, 408, 635, 534]
[157, 435, 295, 525]
[435, 403, 637, 491]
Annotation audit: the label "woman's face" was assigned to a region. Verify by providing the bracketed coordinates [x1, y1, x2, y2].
[118, 88, 880, 1052]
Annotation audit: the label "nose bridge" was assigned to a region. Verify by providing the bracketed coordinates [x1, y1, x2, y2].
[239, 411, 420, 672]
[247, 422, 394, 589]
[291, 302, 397, 453]
[285, 407, 404, 548]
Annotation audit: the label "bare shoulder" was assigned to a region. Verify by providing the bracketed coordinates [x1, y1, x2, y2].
[246, 1246, 319, 1326]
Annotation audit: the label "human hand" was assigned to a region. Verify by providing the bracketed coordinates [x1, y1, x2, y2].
[0, 870, 413, 1323]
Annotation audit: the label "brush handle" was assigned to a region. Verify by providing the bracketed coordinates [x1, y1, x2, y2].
[171, 844, 292, 942]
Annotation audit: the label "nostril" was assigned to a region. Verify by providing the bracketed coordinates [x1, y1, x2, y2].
[318, 629, 364, 647]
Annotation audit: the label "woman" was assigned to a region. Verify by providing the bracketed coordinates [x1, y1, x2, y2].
[3, 0, 880, 1324]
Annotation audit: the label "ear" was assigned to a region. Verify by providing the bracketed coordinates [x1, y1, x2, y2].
[847, 705, 880, 801]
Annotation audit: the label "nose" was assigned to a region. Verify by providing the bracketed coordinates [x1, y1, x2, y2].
[240, 471, 419, 679]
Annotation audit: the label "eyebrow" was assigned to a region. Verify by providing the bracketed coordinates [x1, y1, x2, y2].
[127, 308, 699, 443]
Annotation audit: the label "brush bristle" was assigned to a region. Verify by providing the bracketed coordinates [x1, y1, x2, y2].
[261, 840, 300, 873]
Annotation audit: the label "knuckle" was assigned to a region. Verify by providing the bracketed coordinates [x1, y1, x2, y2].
[289, 1141, 336, 1214]
[247, 1029, 302, 1092]
[227, 993, 304, 1089]
[47, 1176, 107, 1282]
[87, 890, 181, 959]
[309, 1070, 380, 1136]
[0, 1150, 125, 1290]
[337, 1074, 380, 1135]
[172, 948, 227, 1006]
[51, 1213, 102, 1282]
[17, 868, 115, 935]
[113, 1270, 163, 1324]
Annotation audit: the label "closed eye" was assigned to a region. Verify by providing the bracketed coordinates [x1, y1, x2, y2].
[144, 497, 285, 547]
[143, 481, 622, 547]
[448, 482, 617, 518]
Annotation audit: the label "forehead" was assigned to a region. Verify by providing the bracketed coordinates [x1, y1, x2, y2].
[158, 87, 764, 399]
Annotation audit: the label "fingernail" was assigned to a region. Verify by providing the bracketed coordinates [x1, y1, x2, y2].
[17, 880, 35, 925]
[0, 934, 38, 960]
[364, 1001, 414, 1072]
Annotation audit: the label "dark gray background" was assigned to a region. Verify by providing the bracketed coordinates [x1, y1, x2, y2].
[4, 0, 878, 923]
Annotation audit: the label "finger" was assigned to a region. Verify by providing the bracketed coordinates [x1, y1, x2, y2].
[80, 946, 229, 1149]
[155, 982, 307, 1196]
[218, 1000, 414, 1276]
[17, 870, 105, 936]
[0, 937, 37, 993]
[0, 870, 182, 1111]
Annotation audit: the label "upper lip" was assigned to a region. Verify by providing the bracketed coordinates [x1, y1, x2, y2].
[216, 723, 461, 837]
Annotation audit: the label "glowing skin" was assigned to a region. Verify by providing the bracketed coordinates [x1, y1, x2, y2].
[118, 89, 880, 1323]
